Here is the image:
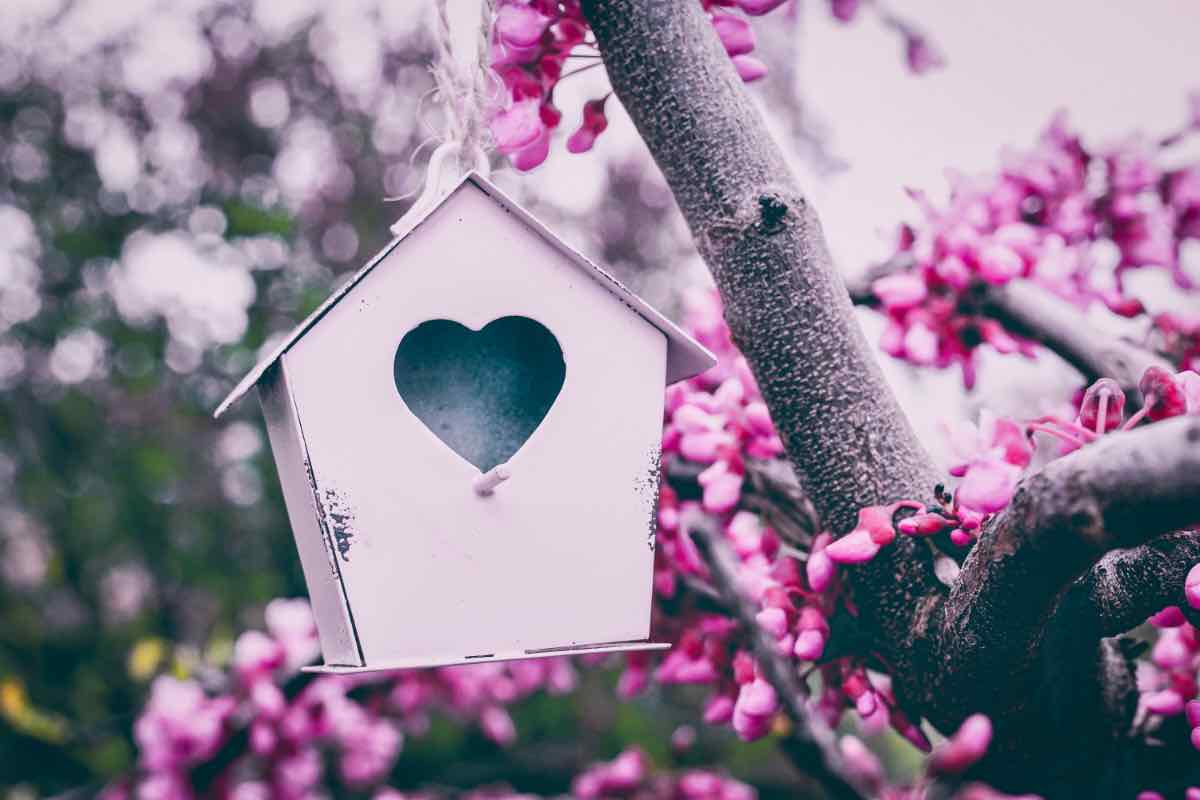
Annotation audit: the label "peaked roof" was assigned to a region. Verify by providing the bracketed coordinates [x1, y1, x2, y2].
[214, 172, 716, 418]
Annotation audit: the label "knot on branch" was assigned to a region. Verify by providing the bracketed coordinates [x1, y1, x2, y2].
[757, 192, 791, 234]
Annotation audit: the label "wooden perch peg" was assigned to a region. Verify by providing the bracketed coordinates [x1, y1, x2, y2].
[473, 464, 511, 496]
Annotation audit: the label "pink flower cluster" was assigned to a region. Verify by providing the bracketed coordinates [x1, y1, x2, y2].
[488, 0, 791, 170]
[571, 747, 754, 800]
[629, 289, 935, 752]
[118, 600, 577, 799]
[488, 0, 938, 170]
[870, 103, 1200, 387]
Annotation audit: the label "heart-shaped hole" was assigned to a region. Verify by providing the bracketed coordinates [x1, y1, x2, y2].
[393, 316, 566, 472]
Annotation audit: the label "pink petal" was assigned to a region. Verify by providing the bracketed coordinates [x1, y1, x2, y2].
[793, 629, 826, 661]
[735, 0, 789, 14]
[494, 4, 551, 48]
[957, 459, 1021, 514]
[872, 272, 928, 308]
[491, 99, 543, 155]
[1144, 689, 1185, 716]
[735, 678, 778, 717]
[977, 243, 1024, 284]
[806, 547, 835, 593]
[711, 13, 756, 56]
[755, 606, 789, 639]
[824, 529, 882, 564]
[731, 54, 768, 83]
[1187, 562, 1200, 610]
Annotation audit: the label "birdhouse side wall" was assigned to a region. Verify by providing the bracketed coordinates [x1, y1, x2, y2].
[257, 363, 362, 666]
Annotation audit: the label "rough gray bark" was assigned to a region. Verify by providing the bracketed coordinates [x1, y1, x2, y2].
[580, 0, 1200, 794]
[932, 417, 1200, 723]
[982, 280, 1172, 401]
[580, 0, 947, 715]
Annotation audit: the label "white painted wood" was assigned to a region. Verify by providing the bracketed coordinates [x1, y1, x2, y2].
[302, 641, 670, 674]
[284, 183, 668, 667]
[474, 464, 511, 496]
[213, 173, 715, 419]
[257, 364, 362, 666]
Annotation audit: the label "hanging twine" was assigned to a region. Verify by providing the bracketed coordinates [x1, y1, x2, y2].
[391, 0, 495, 233]
[430, 0, 495, 169]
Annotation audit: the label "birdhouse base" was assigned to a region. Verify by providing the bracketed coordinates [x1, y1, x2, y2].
[302, 640, 670, 674]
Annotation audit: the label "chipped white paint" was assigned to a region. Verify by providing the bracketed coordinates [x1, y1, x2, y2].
[220, 178, 716, 672]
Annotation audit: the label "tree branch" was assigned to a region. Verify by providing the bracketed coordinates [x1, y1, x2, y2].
[981, 281, 1172, 401]
[684, 513, 869, 800]
[581, 0, 946, 715]
[849, 263, 1171, 401]
[1069, 529, 1200, 639]
[931, 417, 1200, 728]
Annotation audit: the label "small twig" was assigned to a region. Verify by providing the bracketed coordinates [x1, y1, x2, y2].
[848, 260, 1171, 405]
[683, 511, 869, 800]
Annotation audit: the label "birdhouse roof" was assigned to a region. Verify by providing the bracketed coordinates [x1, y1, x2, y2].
[214, 172, 716, 418]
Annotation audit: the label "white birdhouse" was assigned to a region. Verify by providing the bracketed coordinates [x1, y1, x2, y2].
[214, 173, 715, 672]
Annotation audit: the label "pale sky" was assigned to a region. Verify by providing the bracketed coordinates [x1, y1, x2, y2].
[799, 0, 1200, 274]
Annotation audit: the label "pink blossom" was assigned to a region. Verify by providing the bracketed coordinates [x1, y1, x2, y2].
[711, 14, 756, 57]
[1149, 606, 1187, 629]
[490, 99, 543, 155]
[1077, 377, 1125, 432]
[731, 55, 768, 83]
[1139, 366, 1190, 421]
[829, 0, 860, 23]
[732, 678, 778, 740]
[977, 243, 1024, 284]
[1144, 689, 1186, 716]
[897, 512, 952, 537]
[904, 33, 945, 74]
[755, 606, 788, 639]
[494, 3, 551, 48]
[930, 713, 993, 775]
[903, 321, 939, 364]
[264, 598, 319, 668]
[735, 0, 790, 15]
[1187, 563, 1200, 610]
[699, 461, 744, 513]
[873, 271, 928, 308]
[945, 411, 1031, 515]
[806, 532, 836, 592]
[824, 529, 881, 564]
[134, 676, 234, 772]
[957, 459, 1023, 515]
[566, 97, 609, 154]
[839, 735, 884, 788]
[479, 705, 516, 745]
[656, 646, 720, 685]
[233, 629, 284, 683]
[511, 126, 551, 171]
[793, 607, 829, 661]
[703, 692, 736, 724]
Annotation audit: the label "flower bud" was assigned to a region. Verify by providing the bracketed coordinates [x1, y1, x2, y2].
[1187, 562, 1200, 610]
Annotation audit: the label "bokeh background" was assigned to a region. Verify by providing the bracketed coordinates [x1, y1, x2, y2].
[0, 0, 1197, 796]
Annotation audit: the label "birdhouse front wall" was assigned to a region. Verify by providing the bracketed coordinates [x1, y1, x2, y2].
[280, 184, 668, 667]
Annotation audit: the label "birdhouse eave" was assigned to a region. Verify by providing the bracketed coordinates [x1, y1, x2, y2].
[213, 173, 715, 419]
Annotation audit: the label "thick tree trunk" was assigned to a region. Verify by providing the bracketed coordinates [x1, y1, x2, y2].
[579, 0, 947, 718]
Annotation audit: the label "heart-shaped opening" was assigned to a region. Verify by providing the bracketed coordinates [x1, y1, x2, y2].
[393, 316, 566, 472]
